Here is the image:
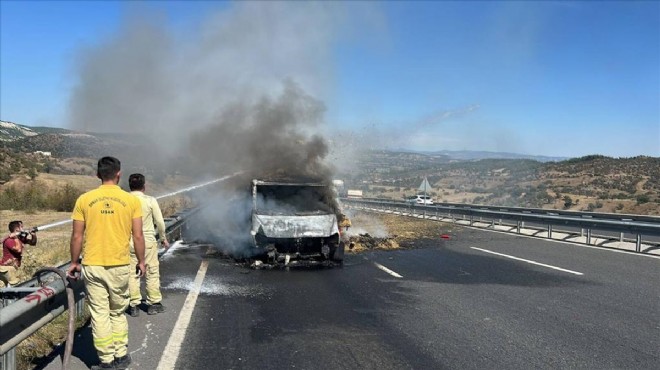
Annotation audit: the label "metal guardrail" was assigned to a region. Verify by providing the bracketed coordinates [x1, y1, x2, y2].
[357, 197, 660, 224]
[342, 198, 660, 252]
[0, 206, 201, 370]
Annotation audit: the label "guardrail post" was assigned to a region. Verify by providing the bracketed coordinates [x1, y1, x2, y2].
[470, 215, 474, 226]
[1, 344, 15, 370]
[547, 225, 553, 238]
[580, 228, 584, 237]
[586, 229, 592, 245]
[636, 234, 642, 252]
[1, 297, 16, 370]
[619, 232, 624, 243]
[517, 221, 521, 234]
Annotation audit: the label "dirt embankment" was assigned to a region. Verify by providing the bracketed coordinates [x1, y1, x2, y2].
[344, 210, 456, 253]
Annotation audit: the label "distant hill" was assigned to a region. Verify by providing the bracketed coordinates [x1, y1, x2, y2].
[2, 120, 658, 214]
[411, 149, 567, 162]
[26, 126, 73, 135]
[7, 132, 115, 158]
[0, 120, 165, 183]
[1, 120, 74, 140]
[342, 150, 660, 215]
[0, 120, 149, 159]
[1, 120, 40, 141]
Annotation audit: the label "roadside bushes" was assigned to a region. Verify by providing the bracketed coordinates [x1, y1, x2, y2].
[636, 194, 650, 205]
[0, 182, 82, 212]
[49, 184, 83, 211]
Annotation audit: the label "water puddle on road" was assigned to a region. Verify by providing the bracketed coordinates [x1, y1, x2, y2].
[161, 241, 268, 296]
[162, 276, 266, 297]
[159, 240, 213, 260]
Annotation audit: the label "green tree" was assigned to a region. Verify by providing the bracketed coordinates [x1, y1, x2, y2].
[636, 194, 650, 205]
[27, 167, 38, 180]
[42, 160, 53, 174]
[0, 167, 11, 183]
[49, 184, 82, 212]
[563, 195, 573, 209]
[10, 161, 21, 172]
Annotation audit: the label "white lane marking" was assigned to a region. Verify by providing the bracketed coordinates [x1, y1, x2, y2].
[157, 259, 209, 370]
[471, 247, 584, 276]
[374, 262, 403, 278]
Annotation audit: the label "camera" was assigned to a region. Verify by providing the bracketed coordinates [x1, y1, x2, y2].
[17, 228, 37, 240]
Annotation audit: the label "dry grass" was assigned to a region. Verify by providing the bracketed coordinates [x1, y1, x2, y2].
[159, 195, 195, 217]
[348, 236, 399, 253]
[345, 211, 456, 253]
[4, 174, 99, 193]
[2, 173, 207, 201]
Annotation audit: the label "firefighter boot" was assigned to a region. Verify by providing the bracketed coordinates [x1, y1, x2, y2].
[147, 302, 165, 315]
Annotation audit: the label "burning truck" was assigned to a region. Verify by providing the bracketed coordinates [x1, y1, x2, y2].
[249, 179, 345, 266]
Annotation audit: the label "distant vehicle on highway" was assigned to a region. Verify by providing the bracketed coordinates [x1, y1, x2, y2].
[347, 189, 363, 198]
[406, 195, 434, 205]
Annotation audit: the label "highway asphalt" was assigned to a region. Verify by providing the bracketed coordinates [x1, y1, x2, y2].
[41, 227, 659, 369]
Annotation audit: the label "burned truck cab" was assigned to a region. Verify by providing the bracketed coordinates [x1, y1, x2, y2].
[250, 179, 344, 265]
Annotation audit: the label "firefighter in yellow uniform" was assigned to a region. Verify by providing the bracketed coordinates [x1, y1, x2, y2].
[67, 157, 146, 370]
[127, 173, 170, 316]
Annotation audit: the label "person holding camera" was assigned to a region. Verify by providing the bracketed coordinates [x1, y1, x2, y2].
[0, 221, 29, 287]
[17, 220, 38, 246]
[66, 157, 146, 370]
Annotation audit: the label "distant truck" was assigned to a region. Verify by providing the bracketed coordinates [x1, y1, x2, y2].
[346, 189, 363, 199]
[250, 179, 344, 265]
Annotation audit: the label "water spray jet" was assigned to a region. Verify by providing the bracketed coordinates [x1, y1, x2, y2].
[27, 173, 243, 233]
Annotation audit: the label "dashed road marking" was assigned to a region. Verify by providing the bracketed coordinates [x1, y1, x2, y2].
[157, 259, 209, 369]
[471, 247, 584, 275]
[374, 262, 403, 278]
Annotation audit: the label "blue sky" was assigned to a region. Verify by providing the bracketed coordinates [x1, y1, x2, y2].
[1, 1, 658, 158]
